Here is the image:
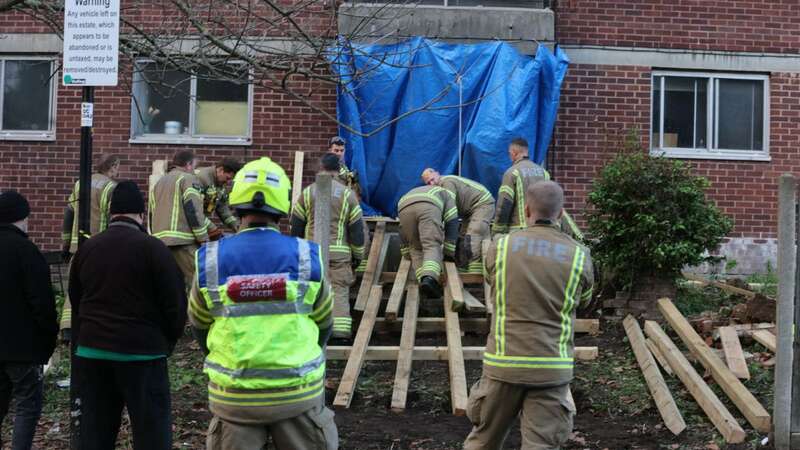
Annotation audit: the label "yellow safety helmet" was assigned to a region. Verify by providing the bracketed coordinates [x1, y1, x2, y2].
[229, 157, 291, 217]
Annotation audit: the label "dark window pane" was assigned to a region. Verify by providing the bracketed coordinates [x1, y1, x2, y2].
[133, 63, 190, 135]
[2, 60, 52, 131]
[663, 77, 706, 149]
[718, 79, 764, 151]
[195, 70, 248, 136]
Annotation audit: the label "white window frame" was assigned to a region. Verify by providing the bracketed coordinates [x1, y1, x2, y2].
[0, 56, 57, 141]
[650, 70, 770, 162]
[129, 59, 254, 146]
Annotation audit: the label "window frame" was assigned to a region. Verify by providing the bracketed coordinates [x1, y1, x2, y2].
[129, 59, 254, 146]
[650, 70, 770, 162]
[0, 56, 58, 142]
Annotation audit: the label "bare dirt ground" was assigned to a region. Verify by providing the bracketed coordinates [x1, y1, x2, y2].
[4, 285, 775, 449]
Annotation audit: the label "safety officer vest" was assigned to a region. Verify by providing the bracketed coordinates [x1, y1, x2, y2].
[197, 227, 326, 405]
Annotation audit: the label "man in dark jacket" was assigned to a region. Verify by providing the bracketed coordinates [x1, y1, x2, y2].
[68, 181, 187, 450]
[0, 190, 58, 450]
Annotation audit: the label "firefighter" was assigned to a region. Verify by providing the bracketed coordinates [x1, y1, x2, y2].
[189, 157, 338, 450]
[329, 137, 369, 272]
[464, 181, 593, 450]
[195, 157, 243, 239]
[150, 150, 211, 289]
[60, 154, 120, 339]
[291, 153, 365, 339]
[492, 137, 550, 235]
[421, 169, 494, 274]
[397, 185, 459, 298]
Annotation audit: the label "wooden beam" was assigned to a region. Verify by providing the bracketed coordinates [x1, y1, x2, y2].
[334, 285, 383, 409]
[444, 284, 468, 415]
[354, 222, 387, 311]
[712, 322, 775, 340]
[461, 288, 486, 313]
[718, 326, 750, 380]
[752, 330, 777, 353]
[622, 316, 686, 435]
[373, 317, 599, 335]
[291, 151, 304, 206]
[380, 272, 484, 285]
[682, 272, 757, 300]
[384, 258, 411, 321]
[645, 338, 674, 377]
[482, 239, 493, 316]
[644, 321, 746, 444]
[313, 173, 332, 269]
[391, 283, 420, 412]
[444, 262, 465, 312]
[657, 298, 771, 433]
[327, 346, 599, 361]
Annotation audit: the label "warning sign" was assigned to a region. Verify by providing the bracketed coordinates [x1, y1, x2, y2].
[62, 0, 120, 86]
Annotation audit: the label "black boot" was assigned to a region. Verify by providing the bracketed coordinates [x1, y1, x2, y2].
[419, 275, 443, 299]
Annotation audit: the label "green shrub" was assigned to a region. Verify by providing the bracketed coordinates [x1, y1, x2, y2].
[586, 151, 732, 289]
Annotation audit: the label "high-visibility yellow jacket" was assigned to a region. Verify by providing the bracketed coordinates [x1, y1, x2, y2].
[62, 173, 116, 253]
[188, 226, 333, 421]
[149, 168, 211, 246]
[483, 223, 594, 386]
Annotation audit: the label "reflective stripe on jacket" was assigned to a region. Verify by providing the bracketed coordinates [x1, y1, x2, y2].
[483, 224, 593, 386]
[63, 174, 116, 253]
[189, 227, 333, 409]
[150, 168, 211, 246]
[292, 180, 364, 261]
[492, 158, 549, 234]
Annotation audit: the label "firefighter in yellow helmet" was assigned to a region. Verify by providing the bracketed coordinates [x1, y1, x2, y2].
[188, 157, 338, 450]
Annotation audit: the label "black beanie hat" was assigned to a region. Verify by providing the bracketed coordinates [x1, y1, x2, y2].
[0, 190, 31, 224]
[110, 181, 145, 215]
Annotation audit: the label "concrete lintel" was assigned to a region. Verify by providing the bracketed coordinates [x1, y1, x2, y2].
[563, 45, 800, 74]
[0, 33, 62, 53]
[338, 3, 554, 45]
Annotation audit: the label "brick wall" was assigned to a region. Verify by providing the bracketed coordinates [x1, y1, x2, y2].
[0, 75, 338, 250]
[553, 64, 800, 242]
[555, 0, 800, 54]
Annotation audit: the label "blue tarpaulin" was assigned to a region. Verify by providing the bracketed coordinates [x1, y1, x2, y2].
[331, 37, 569, 217]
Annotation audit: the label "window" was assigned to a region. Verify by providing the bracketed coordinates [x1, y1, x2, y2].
[130, 61, 252, 145]
[0, 58, 57, 141]
[651, 71, 769, 161]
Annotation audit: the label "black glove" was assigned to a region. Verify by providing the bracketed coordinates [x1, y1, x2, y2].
[351, 258, 361, 270]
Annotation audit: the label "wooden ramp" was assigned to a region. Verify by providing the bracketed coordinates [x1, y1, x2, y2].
[331, 246, 600, 415]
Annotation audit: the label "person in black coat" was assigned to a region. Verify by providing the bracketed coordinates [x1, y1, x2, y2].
[0, 190, 58, 450]
[68, 180, 187, 450]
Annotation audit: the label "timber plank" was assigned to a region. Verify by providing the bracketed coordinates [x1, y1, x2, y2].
[444, 285, 468, 415]
[372, 317, 598, 335]
[385, 258, 411, 321]
[682, 272, 757, 299]
[291, 151, 304, 206]
[354, 222, 387, 311]
[461, 288, 486, 313]
[326, 346, 599, 361]
[657, 298, 771, 433]
[644, 321, 746, 444]
[623, 316, 685, 435]
[334, 285, 383, 408]
[645, 338, 674, 376]
[390, 283, 420, 411]
[719, 326, 750, 380]
[752, 330, 777, 352]
[444, 262, 465, 312]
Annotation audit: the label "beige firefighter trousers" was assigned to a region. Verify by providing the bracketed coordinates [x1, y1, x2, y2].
[170, 244, 199, 292]
[461, 202, 495, 274]
[206, 404, 338, 450]
[398, 202, 444, 282]
[329, 259, 355, 336]
[463, 376, 575, 450]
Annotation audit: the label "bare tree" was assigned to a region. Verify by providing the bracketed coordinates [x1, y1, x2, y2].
[2, 0, 500, 136]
